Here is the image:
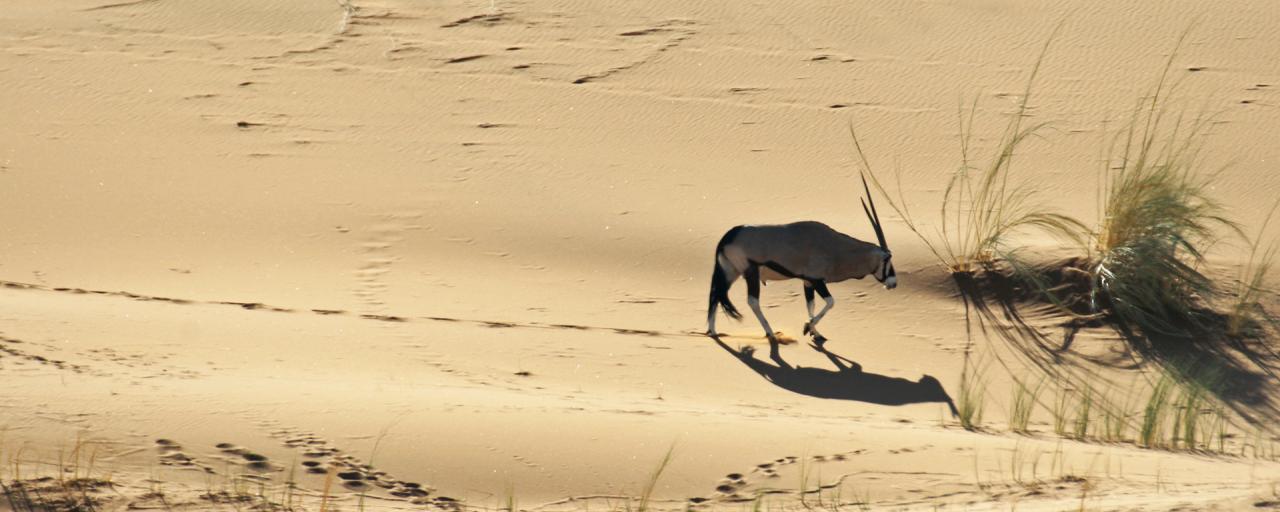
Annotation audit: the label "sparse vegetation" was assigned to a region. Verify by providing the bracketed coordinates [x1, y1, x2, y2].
[853, 24, 1085, 274]
[1100, 385, 1135, 443]
[1052, 388, 1072, 438]
[1227, 199, 1280, 339]
[1009, 376, 1042, 434]
[1086, 36, 1239, 339]
[1139, 374, 1174, 448]
[853, 25, 1276, 462]
[957, 354, 988, 431]
[1073, 385, 1093, 440]
[635, 445, 674, 512]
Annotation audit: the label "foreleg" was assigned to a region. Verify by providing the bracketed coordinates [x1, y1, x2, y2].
[803, 282, 816, 319]
[744, 264, 782, 362]
[804, 280, 834, 345]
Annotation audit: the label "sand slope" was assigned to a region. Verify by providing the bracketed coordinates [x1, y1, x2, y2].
[3, 0, 1280, 509]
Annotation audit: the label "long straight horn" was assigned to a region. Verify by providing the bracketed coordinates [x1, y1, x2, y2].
[859, 173, 888, 251]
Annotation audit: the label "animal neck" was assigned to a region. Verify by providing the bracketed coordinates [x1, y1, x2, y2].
[869, 249, 886, 276]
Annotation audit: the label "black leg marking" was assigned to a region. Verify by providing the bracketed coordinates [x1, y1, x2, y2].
[808, 279, 832, 345]
[812, 280, 831, 299]
[803, 282, 815, 335]
[744, 264, 783, 363]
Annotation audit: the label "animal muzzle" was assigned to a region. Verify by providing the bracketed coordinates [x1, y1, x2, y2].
[884, 275, 898, 290]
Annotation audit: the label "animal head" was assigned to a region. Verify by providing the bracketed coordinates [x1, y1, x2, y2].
[860, 174, 896, 290]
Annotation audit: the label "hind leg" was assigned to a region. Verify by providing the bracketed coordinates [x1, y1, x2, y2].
[706, 267, 740, 336]
[706, 304, 717, 336]
[802, 282, 816, 336]
[804, 280, 834, 345]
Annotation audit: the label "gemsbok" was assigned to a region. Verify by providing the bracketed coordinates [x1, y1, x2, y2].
[706, 175, 896, 362]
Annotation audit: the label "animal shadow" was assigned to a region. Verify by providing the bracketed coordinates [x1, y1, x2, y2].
[711, 336, 958, 416]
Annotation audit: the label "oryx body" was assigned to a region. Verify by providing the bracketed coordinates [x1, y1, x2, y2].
[706, 177, 896, 362]
[719, 221, 884, 284]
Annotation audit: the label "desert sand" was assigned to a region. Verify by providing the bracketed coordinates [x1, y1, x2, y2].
[3, 0, 1280, 510]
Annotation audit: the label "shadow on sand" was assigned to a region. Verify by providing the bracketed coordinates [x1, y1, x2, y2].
[711, 336, 958, 416]
[951, 262, 1280, 424]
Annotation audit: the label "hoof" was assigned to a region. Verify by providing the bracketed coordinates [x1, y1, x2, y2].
[813, 334, 828, 345]
[802, 322, 811, 335]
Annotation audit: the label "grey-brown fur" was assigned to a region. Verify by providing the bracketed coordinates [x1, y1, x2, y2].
[720, 221, 885, 283]
[706, 219, 896, 364]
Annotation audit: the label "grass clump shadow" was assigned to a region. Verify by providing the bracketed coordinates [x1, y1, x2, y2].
[855, 25, 1280, 425]
[1226, 199, 1280, 341]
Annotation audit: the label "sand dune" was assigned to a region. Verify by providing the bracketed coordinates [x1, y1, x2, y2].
[4, 0, 1280, 510]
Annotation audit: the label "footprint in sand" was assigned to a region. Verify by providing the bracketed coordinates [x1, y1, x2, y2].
[301, 460, 327, 474]
[154, 439, 214, 472]
[159, 451, 194, 466]
[266, 425, 440, 497]
[156, 439, 185, 462]
[155, 439, 181, 451]
[213, 443, 275, 471]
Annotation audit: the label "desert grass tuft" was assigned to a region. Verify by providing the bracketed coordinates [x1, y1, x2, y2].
[1226, 199, 1280, 339]
[1009, 376, 1043, 434]
[318, 466, 334, 512]
[957, 354, 988, 431]
[1052, 387, 1072, 437]
[1101, 385, 1136, 443]
[1207, 404, 1229, 453]
[1087, 28, 1240, 339]
[504, 483, 517, 512]
[853, 22, 1085, 274]
[1139, 375, 1174, 448]
[1073, 385, 1094, 440]
[636, 445, 674, 512]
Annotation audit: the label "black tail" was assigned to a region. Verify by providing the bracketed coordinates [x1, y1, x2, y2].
[709, 227, 743, 321]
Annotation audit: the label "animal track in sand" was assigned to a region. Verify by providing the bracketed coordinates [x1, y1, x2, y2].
[440, 12, 511, 28]
[443, 54, 487, 64]
[694, 450, 867, 502]
[572, 19, 698, 84]
[352, 215, 424, 313]
[210, 442, 279, 471]
[153, 439, 217, 472]
[0, 279, 709, 343]
[81, 0, 159, 12]
[263, 425, 437, 500]
[0, 334, 92, 374]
